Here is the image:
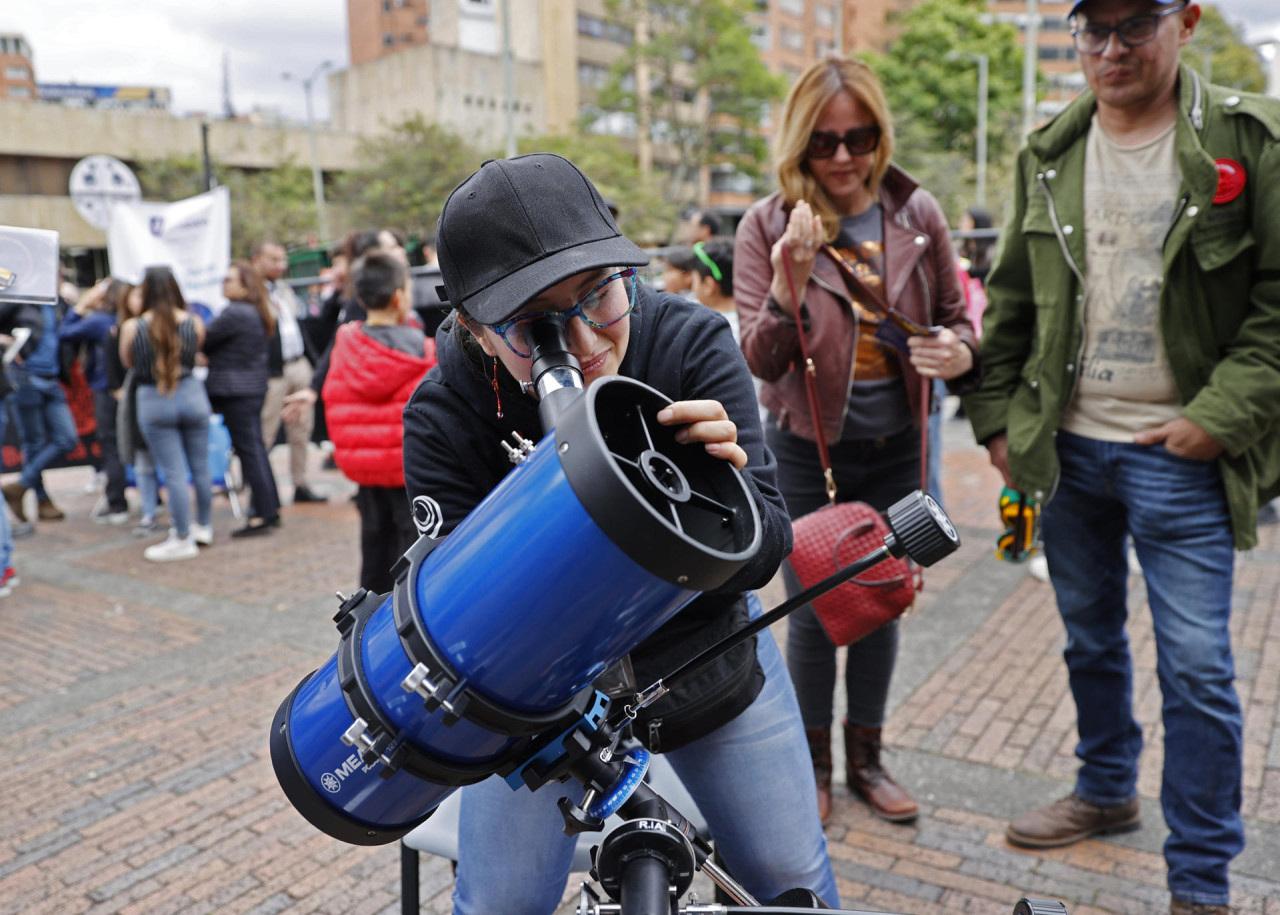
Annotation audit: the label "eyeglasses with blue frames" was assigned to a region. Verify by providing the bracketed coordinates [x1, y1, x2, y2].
[1070, 4, 1186, 56]
[486, 268, 639, 358]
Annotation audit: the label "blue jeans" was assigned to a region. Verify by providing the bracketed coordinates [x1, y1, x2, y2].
[136, 377, 212, 538]
[452, 595, 839, 914]
[6, 366, 79, 499]
[0, 404, 12, 571]
[134, 449, 160, 520]
[1042, 431, 1242, 905]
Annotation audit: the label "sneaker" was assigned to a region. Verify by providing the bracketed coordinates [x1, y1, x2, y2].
[11, 521, 35, 539]
[292, 486, 328, 504]
[190, 522, 214, 546]
[2, 481, 29, 523]
[1006, 793, 1141, 848]
[94, 511, 131, 526]
[0, 583, 10, 598]
[1, 567, 19, 588]
[1170, 901, 1230, 915]
[144, 534, 200, 563]
[133, 517, 162, 538]
[37, 498, 66, 521]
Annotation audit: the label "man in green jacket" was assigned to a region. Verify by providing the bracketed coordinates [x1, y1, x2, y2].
[963, 2, 1280, 912]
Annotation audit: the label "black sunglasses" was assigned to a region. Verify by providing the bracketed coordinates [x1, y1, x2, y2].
[1070, 4, 1186, 55]
[807, 125, 882, 159]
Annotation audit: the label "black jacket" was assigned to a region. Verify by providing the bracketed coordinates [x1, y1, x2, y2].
[203, 301, 270, 398]
[402, 286, 791, 750]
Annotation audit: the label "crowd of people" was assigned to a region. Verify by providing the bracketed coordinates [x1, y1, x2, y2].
[4, 3, 1277, 913]
[0, 226, 436, 569]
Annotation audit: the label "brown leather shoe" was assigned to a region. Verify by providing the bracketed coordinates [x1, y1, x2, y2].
[844, 722, 918, 822]
[1169, 900, 1229, 915]
[1006, 793, 1141, 848]
[2, 481, 28, 523]
[805, 727, 832, 824]
[37, 498, 66, 521]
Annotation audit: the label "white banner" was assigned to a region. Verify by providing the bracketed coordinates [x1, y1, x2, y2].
[106, 186, 231, 314]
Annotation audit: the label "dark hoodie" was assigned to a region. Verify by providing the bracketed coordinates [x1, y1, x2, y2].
[402, 285, 791, 751]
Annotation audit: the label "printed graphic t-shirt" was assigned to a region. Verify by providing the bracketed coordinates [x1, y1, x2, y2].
[1061, 116, 1183, 441]
[834, 204, 912, 441]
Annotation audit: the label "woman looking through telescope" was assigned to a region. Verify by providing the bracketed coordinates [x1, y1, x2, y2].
[401, 153, 838, 914]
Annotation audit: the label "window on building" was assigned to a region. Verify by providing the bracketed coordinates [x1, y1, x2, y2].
[578, 61, 610, 88]
[815, 3, 834, 28]
[1041, 16, 1069, 31]
[815, 39, 835, 57]
[578, 14, 605, 38]
[781, 27, 804, 52]
[750, 23, 770, 50]
[4, 66, 30, 81]
[8, 85, 31, 98]
[383, 0, 392, 12]
[779, 0, 804, 16]
[0, 37, 9, 55]
[383, 32, 394, 46]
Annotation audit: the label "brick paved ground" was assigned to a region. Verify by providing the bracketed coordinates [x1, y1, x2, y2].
[1, 418, 1278, 915]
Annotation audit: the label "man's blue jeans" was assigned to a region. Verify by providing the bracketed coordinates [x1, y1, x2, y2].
[7, 366, 79, 500]
[451, 594, 839, 914]
[1042, 431, 1242, 905]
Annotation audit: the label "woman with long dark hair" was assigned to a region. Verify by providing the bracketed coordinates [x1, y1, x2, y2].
[119, 266, 213, 562]
[204, 260, 281, 536]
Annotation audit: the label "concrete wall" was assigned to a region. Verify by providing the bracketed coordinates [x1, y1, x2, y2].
[0, 99, 363, 172]
[328, 42, 546, 148]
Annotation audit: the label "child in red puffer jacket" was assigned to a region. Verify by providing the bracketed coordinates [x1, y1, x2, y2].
[322, 252, 437, 593]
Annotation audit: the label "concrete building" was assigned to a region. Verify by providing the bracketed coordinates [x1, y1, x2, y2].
[0, 33, 37, 102]
[0, 99, 363, 251]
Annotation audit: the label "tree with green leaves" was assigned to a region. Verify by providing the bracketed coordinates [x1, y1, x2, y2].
[333, 114, 480, 242]
[134, 155, 322, 256]
[1185, 4, 1266, 94]
[592, 0, 787, 209]
[859, 0, 1025, 222]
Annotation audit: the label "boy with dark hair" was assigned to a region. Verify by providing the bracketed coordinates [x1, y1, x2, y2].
[321, 252, 437, 593]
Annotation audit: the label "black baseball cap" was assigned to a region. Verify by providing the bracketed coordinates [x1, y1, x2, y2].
[436, 153, 650, 325]
[1068, 0, 1180, 18]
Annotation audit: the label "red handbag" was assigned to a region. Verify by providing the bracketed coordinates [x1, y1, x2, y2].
[790, 502, 917, 645]
[778, 241, 928, 646]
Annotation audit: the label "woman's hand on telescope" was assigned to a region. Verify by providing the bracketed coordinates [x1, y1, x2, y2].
[657, 400, 747, 470]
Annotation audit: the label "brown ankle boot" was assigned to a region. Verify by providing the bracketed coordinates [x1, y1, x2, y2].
[37, 498, 66, 521]
[805, 727, 833, 824]
[844, 722, 918, 822]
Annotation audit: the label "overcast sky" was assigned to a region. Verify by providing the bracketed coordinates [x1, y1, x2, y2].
[7, 1, 1280, 124]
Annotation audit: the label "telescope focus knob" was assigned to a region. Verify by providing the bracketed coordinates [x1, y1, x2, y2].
[1013, 899, 1069, 915]
[884, 490, 961, 567]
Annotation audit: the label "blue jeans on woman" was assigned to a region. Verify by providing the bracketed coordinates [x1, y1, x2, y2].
[1042, 431, 1242, 906]
[7, 366, 79, 500]
[136, 377, 212, 539]
[451, 594, 839, 914]
[0, 405, 13, 573]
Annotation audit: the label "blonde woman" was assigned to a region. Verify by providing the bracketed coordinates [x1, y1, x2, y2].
[734, 56, 981, 824]
[119, 266, 213, 562]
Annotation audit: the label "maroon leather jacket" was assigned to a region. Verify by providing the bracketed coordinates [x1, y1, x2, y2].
[734, 165, 981, 443]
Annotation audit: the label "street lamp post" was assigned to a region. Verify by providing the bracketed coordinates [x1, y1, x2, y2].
[283, 61, 333, 244]
[948, 50, 989, 210]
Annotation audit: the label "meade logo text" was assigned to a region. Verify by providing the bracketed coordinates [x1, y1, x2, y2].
[321, 753, 364, 793]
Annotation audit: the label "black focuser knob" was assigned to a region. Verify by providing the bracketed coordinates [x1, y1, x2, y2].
[884, 490, 961, 567]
